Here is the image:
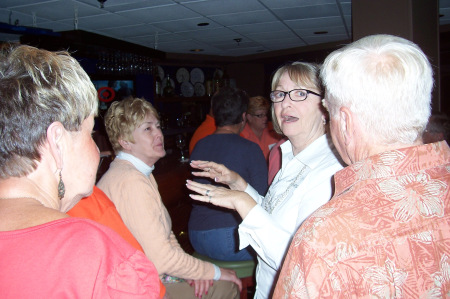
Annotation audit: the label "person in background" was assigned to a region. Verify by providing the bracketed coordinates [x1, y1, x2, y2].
[97, 97, 241, 299]
[189, 87, 268, 262]
[0, 45, 160, 298]
[273, 34, 450, 298]
[68, 186, 166, 298]
[240, 96, 283, 162]
[187, 61, 344, 298]
[189, 107, 216, 154]
[422, 112, 450, 144]
[267, 137, 288, 185]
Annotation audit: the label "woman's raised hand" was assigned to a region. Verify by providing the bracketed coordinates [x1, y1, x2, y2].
[186, 180, 256, 219]
[190, 160, 247, 191]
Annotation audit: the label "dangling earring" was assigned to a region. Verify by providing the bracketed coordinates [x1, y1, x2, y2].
[58, 169, 65, 200]
[322, 116, 327, 126]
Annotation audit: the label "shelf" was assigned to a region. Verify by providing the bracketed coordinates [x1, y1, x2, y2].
[155, 96, 210, 103]
[162, 127, 196, 136]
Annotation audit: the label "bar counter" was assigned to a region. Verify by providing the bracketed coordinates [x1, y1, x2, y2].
[153, 150, 192, 209]
[153, 151, 194, 253]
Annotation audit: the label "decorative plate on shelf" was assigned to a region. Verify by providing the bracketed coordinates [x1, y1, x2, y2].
[157, 66, 165, 81]
[181, 82, 194, 97]
[176, 67, 190, 83]
[194, 82, 206, 97]
[190, 67, 205, 84]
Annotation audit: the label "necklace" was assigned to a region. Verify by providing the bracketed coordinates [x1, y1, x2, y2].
[262, 164, 308, 214]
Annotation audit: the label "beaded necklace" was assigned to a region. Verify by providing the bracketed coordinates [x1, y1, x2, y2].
[262, 164, 308, 214]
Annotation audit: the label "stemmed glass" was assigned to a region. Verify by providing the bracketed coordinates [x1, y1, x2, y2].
[175, 134, 189, 162]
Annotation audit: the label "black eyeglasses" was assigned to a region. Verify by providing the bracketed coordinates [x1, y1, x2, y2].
[270, 89, 322, 103]
[251, 113, 268, 118]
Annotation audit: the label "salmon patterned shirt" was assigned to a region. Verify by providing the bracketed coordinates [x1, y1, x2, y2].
[273, 141, 450, 298]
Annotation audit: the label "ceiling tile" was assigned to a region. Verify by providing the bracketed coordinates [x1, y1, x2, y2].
[182, 0, 265, 16]
[271, 3, 341, 20]
[208, 10, 276, 26]
[0, 0, 446, 57]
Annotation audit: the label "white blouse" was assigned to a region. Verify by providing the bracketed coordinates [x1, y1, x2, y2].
[238, 134, 344, 299]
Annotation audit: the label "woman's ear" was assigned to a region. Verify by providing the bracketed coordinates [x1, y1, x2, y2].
[118, 138, 131, 151]
[46, 122, 65, 169]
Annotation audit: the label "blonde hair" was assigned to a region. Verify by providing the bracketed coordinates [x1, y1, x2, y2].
[0, 45, 98, 179]
[104, 97, 159, 154]
[270, 62, 323, 135]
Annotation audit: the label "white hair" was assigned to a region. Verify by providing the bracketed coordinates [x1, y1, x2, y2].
[320, 34, 433, 144]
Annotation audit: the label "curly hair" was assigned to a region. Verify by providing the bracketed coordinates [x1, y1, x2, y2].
[104, 97, 159, 154]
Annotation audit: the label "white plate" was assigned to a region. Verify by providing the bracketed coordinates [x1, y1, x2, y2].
[181, 82, 194, 97]
[176, 67, 190, 83]
[157, 66, 164, 81]
[194, 82, 205, 96]
[190, 67, 205, 84]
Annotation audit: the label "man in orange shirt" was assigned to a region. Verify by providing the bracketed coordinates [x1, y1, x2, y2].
[189, 109, 216, 154]
[274, 35, 450, 298]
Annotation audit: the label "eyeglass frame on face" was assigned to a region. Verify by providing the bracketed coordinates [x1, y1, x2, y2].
[269, 89, 323, 103]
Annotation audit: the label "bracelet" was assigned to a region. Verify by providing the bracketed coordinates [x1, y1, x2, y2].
[213, 264, 221, 280]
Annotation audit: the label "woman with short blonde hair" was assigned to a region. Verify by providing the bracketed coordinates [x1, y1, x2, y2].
[0, 45, 160, 297]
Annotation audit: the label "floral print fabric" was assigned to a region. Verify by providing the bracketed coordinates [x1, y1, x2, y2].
[273, 141, 450, 298]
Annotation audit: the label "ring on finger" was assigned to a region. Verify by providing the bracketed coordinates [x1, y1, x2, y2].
[208, 195, 212, 202]
[206, 168, 211, 172]
[205, 189, 210, 196]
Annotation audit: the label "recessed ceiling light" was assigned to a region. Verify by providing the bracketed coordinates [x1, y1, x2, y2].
[314, 31, 328, 35]
[190, 49, 204, 52]
[197, 22, 209, 27]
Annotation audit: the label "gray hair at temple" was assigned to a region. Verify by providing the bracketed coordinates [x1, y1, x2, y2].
[0, 45, 98, 179]
[320, 34, 433, 145]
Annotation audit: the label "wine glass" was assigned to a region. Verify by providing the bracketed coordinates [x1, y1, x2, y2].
[175, 134, 189, 162]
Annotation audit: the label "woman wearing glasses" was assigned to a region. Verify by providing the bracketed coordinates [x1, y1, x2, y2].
[240, 96, 283, 162]
[187, 62, 344, 298]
